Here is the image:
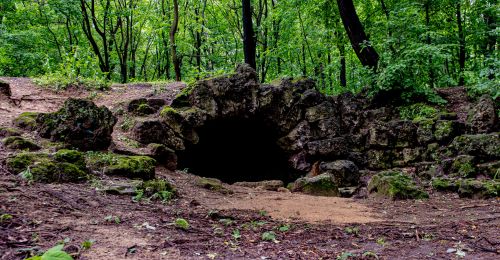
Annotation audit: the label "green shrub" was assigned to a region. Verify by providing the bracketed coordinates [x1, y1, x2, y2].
[34, 74, 110, 91]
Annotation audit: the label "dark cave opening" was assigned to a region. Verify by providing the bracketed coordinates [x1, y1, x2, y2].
[178, 118, 297, 184]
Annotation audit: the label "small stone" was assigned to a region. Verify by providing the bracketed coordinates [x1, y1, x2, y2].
[367, 171, 428, 200]
[292, 173, 340, 197]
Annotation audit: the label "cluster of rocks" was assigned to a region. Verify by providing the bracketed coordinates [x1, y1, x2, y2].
[128, 64, 498, 199]
[2, 65, 498, 200]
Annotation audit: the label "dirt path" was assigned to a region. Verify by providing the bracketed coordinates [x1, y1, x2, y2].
[1, 78, 499, 259]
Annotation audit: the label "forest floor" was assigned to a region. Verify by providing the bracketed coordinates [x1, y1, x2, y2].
[0, 78, 499, 259]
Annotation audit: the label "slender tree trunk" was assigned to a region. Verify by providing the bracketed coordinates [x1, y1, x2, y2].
[336, 0, 379, 70]
[425, 1, 434, 88]
[457, 3, 466, 86]
[170, 0, 181, 81]
[339, 43, 347, 87]
[242, 0, 256, 70]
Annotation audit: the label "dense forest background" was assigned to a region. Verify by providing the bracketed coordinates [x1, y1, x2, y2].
[0, 0, 498, 102]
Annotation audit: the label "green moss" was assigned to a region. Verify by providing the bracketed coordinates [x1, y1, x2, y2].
[196, 177, 233, 194]
[368, 171, 429, 200]
[55, 149, 85, 168]
[86, 152, 156, 180]
[301, 176, 340, 197]
[434, 120, 454, 141]
[431, 178, 458, 192]
[171, 85, 195, 108]
[2, 136, 40, 151]
[136, 103, 153, 115]
[458, 179, 499, 199]
[137, 179, 176, 201]
[12, 112, 39, 130]
[0, 127, 21, 137]
[399, 103, 438, 122]
[450, 156, 476, 178]
[6, 152, 87, 183]
[159, 106, 179, 118]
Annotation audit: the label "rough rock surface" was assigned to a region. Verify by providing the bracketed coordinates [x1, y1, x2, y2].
[129, 64, 500, 199]
[36, 98, 117, 151]
[467, 95, 497, 133]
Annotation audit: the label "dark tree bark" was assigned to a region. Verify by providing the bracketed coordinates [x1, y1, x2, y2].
[242, 0, 256, 70]
[170, 0, 181, 81]
[336, 0, 379, 70]
[457, 3, 466, 86]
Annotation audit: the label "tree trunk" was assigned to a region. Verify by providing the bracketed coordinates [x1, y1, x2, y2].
[457, 3, 466, 86]
[242, 0, 256, 70]
[170, 0, 181, 81]
[336, 0, 379, 70]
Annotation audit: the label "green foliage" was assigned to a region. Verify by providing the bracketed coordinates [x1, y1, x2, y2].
[399, 103, 438, 121]
[81, 240, 94, 250]
[261, 231, 277, 242]
[368, 171, 429, 200]
[232, 229, 241, 240]
[174, 218, 189, 230]
[25, 244, 73, 260]
[104, 215, 121, 224]
[34, 74, 110, 91]
[0, 0, 497, 104]
[134, 179, 176, 203]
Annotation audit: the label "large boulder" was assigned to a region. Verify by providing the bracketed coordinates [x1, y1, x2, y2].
[467, 95, 497, 133]
[128, 98, 166, 115]
[291, 173, 340, 197]
[36, 99, 117, 151]
[318, 160, 360, 186]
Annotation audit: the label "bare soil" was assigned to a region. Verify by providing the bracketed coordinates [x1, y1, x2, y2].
[0, 79, 498, 259]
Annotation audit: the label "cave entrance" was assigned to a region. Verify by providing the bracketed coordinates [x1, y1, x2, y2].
[178, 117, 296, 184]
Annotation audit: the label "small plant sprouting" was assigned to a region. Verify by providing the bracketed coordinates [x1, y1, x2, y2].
[82, 239, 95, 250]
[0, 214, 13, 223]
[18, 167, 33, 181]
[104, 215, 121, 224]
[174, 218, 189, 230]
[376, 237, 386, 246]
[232, 229, 241, 240]
[219, 218, 234, 226]
[259, 210, 268, 217]
[345, 226, 360, 235]
[278, 224, 290, 232]
[261, 231, 276, 242]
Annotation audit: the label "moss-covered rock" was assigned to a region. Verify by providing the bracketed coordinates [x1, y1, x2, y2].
[12, 112, 39, 130]
[368, 171, 429, 200]
[86, 152, 156, 179]
[292, 173, 340, 197]
[0, 127, 21, 138]
[5, 152, 88, 183]
[458, 179, 499, 199]
[450, 155, 476, 178]
[431, 178, 458, 192]
[366, 150, 393, 170]
[2, 136, 40, 151]
[450, 133, 500, 159]
[434, 120, 460, 142]
[139, 178, 177, 200]
[195, 177, 233, 194]
[36, 98, 117, 151]
[476, 161, 500, 179]
[171, 85, 195, 108]
[54, 149, 86, 169]
[416, 119, 435, 144]
[128, 98, 166, 115]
